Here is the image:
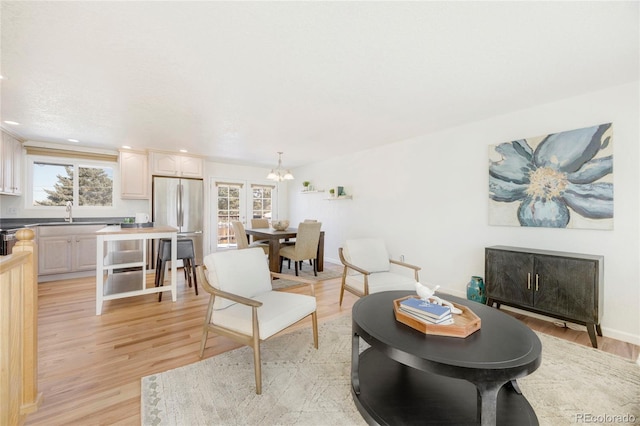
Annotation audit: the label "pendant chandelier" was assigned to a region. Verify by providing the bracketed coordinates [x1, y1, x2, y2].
[266, 151, 294, 182]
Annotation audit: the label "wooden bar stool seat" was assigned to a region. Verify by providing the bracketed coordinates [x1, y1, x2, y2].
[155, 238, 198, 301]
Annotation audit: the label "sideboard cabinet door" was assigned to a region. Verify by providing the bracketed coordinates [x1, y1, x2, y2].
[485, 249, 534, 307]
[533, 255, 598, 323]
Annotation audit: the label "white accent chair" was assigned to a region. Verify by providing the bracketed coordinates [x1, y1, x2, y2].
[196, 247, 318, 394]
[338, 238, 421, 306]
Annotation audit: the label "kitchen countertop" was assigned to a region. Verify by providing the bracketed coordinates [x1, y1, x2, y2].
[96, 225, 178, 235]
[0, 217, 126, 231]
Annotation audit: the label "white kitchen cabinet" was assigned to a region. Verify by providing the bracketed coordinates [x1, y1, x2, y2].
[38, 225, 104, 278]
[149, 151, 203, 178]
[119, 149, 150, 199]
[1, 131, 23, 195]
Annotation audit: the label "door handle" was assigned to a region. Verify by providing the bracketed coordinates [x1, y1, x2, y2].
[535, 274, 539, 291]
[527, 272, 531, 290]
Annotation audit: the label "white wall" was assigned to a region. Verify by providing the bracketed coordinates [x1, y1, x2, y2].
[287, 82, 640, 345]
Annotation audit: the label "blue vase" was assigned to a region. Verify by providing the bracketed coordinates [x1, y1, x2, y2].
[467, 276, 487, 304]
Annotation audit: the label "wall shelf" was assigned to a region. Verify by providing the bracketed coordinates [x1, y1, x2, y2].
[326, 195, 353, 201]
[300, 189, 325, 194]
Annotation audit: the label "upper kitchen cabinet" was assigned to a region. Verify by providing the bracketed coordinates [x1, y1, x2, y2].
[119, 149, 150, 199]
[149, 151, 204, 178]
[1, 131, 23, 195]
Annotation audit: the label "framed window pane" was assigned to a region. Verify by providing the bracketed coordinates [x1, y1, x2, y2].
[251, 185, 273, 219]
[216, 183, 243, 247]
[78, 165, 113, 206]
[32, 162, 73, 206]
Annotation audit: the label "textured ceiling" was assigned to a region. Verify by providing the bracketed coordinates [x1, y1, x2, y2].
[1, 1, 638, 169]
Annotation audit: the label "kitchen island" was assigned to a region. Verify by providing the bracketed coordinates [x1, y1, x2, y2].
[96, 225, 177, 315]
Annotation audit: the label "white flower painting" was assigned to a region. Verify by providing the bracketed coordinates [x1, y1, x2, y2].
[489, 123, 613, 230]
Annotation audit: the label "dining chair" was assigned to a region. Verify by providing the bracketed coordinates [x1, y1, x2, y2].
[231, 221, 269, 254]
[281, 219, 318, 267]
[250, 218, 270, 244]
[278, 221, 322, 276]
[338, 238, 421, 306]
[197, 248, 318, 394]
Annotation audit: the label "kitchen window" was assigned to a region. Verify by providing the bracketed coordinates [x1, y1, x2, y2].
[27, 155, 115, 208]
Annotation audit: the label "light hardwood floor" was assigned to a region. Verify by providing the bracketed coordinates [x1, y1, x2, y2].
[25, 265, 639, 425]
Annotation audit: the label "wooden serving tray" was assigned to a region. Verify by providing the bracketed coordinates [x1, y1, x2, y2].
[393, 296, 481, 338]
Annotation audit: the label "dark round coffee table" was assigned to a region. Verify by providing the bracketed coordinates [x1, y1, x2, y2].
[351, 291, 542, 425]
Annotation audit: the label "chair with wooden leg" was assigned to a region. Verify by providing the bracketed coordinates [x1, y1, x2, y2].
[197, 247, 318, 394]
[338, 238, 421, 306]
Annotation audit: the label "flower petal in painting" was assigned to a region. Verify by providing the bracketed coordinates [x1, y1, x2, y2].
[489, 175, 528, 202]
[563, 182, 613, 219]
[534, 123, 611, 173]
[489, 140, 534, 184]
[517, 197, 570, 228]
[567, 156, 613, 184]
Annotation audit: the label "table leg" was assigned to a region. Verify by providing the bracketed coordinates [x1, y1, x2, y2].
[475, 381, 505, 426]
[268, 239, 281, 273]
[96, 235, 104, 315]
[170, 235, 177, 302]
[317, 232, 324, 272]
[351, 331, 361, 395]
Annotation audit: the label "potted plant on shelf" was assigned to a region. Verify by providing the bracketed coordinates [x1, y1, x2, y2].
[329, 188, 335, 198]
[302, 181, 311, 192]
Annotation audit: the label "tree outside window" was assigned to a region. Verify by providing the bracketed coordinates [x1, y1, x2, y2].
[33, 161, 113, 207]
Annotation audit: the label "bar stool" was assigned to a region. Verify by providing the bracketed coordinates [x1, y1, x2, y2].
[155, 238, 198, 301]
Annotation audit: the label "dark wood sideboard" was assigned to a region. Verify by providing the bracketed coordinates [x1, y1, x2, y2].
[485, 246, 604, 348]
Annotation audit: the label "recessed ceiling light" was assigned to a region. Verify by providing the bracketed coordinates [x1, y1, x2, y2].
[0, 75, 5, 80]
[3, 120, 19, 125]
[179, 149, 188, 153]
[68, 139, 80, 143]
[122, 145, 132, 149]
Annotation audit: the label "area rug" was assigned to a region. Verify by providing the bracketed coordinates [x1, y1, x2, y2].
[271, 262, 343, 290]
[141, 315, 640, 426]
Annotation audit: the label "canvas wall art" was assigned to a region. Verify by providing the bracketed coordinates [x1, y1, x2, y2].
[488, 123, 613, 230]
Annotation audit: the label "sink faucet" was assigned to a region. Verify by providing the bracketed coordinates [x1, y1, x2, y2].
[65, 201, 73, 223]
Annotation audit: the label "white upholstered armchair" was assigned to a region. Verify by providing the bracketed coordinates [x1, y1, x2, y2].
[196, 247, 318, 394]
[338, 238, 421, 305]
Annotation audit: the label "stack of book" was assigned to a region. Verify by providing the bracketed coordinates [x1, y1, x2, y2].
[398, 298, 454, 325]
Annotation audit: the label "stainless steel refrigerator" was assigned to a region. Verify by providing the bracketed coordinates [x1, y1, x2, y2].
[152, 176, 204, 267]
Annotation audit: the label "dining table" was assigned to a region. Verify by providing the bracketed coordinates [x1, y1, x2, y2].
[244, 227, 325, 274]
